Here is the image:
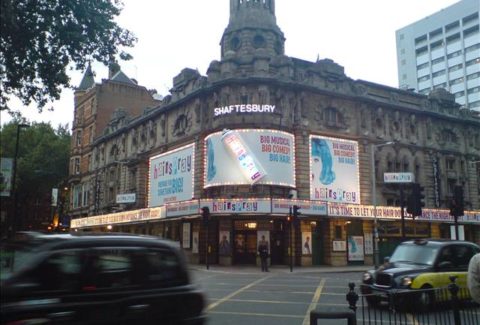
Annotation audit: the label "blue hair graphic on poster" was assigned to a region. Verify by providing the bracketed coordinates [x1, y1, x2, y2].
[206, 138, 216, 181]
[311, 138, 335, 185]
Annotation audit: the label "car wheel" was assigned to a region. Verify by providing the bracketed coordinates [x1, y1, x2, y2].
[416, 285, 435, 313]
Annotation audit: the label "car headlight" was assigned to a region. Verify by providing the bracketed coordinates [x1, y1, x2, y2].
[363, 272, 372, 282]
[401, 276, 413, 287]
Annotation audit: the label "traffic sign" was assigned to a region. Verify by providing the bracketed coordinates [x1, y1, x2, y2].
[383, 172, 415, 183]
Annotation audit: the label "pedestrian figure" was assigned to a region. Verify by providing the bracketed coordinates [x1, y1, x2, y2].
[303, 236, 311, 255]
[468, 253, 480, 303]
[258, 235, 269, 272]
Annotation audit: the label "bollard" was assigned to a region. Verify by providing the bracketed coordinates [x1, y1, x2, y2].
[346, 282, 359, 312]
[448, 275, 461, 325]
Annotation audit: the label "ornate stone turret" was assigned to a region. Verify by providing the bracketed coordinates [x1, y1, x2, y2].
[220, 0, 285, 58]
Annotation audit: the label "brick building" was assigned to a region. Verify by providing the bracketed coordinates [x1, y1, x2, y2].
[69, 0, 480, 267]
[69, 63, 161, 219]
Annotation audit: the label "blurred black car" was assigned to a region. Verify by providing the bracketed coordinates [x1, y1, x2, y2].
[361, 239, 480, 311]
[1, 232, 206, 325]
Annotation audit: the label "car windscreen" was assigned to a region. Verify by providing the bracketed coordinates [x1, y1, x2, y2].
[0, 243, 38, 280]
[389, 244, 439, 266]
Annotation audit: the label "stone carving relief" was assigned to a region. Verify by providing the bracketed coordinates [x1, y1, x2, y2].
[258, 85, 269, 105]
[436, 127, 459, 147]
[172, 108, 192, 137]
[221, 87, 231, 107]
[389, 111, 403, 141]
[148, 120, 156, 148]
[372, 107, 385, 139]
[194, 98, 201, 124]
[159, 115, 166, 137]
[407, 114, 418, 144]
[425, 118, 433, 141]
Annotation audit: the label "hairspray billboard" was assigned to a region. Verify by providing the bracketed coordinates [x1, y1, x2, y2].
[204, 129, 295, 188]
[310, 135, 360, 204]
[149, 144, 195, 207]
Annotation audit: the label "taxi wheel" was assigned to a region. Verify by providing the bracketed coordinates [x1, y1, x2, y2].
[417, 285, 435, 313]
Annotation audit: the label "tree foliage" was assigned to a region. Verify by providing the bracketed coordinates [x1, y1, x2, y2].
[0, 0, 136, 111]
[0, 121, 71, 222]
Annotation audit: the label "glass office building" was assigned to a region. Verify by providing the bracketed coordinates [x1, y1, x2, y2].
[396, 0, 480, 112]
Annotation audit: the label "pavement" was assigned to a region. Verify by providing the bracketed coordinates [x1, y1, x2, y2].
[190, 264, 372, 274]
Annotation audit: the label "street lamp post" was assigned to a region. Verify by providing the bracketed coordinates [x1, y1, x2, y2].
[9, 123, 30, 238]
[371, 141, 394, 269]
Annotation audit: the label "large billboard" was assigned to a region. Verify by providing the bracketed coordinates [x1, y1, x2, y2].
[0, 158, 13, 197]
[204, 129, 295, 188]
[149, 144, 195, 207]
[310, 135, 360, 204]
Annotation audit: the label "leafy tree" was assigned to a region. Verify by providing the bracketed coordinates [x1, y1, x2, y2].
[0, 0, 136, 111]
[0, 120, 71, 231]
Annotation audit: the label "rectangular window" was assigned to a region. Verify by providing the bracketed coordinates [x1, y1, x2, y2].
[432, 70, 446, 78]
[430, 40, 443, 50]
[450, 77, 464, 85]
[416, 46, 428, 56]
[446, 159, 455, 170]
[448, 64, 463, 73]
[446, 33, 461, 44]
[90, 126, 94, 143]
[82, 183, 88, 207]
[418, 75, 430, 82]
[73, 184, 82, 209]
[415, 35, 427, 44]
[462, 13, 479, 25]
[74, 158, 80, 174]
[417, 62, 429, 70]
[447, 179, 456, 195]
[447, 50, 462, 59]
[76, 130, 82, 147]
[467, 87, 480, 95]
[429, 28, 443, 39]
[445, 21, 460, 33]
[463, 25, 479, 38]
[465, 44, 480, 53]
[432, 57, 445, 65]
[466, 58, 480, 67]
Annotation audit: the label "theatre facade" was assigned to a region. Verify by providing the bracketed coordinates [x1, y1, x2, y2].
[69, 0, 480, 266]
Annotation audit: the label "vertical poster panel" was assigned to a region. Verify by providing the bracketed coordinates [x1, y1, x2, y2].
[348, 236, 364, 261]
[0, 158, 13, 197]
[182, 223, 191, 249]
[302, 232, 312, 255]
[149, 144, 195, 207]
[205, 129, 295, 187]
[219, 230, 232, 256]
[450, 225, 465, 240]
[192, 231, 199, 254]
[364, 232, 373, 255]
[310, 135, 360, 204]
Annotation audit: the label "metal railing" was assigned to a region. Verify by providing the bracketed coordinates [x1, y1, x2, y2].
[311, 277, 480, 325]
[348, 277, 479, 325]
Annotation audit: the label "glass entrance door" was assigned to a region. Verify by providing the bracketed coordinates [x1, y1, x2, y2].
[271, 220, 285, 265]
[234, 231, 257, 264]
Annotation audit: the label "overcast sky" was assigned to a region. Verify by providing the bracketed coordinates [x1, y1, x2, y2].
[1, 0, 461, 128]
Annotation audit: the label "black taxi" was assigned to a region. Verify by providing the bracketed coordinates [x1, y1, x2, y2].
[1, 232, 206, 325]
[361, 239, 480, 311]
